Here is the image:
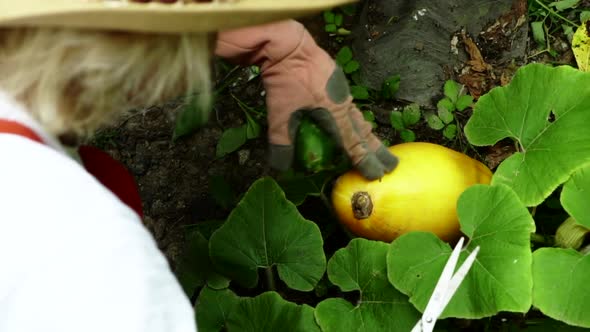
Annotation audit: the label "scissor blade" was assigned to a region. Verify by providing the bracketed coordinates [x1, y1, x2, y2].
[420, 237, 465, 319]
[414, 238, 481, 332]
[437, 246, 480, 312]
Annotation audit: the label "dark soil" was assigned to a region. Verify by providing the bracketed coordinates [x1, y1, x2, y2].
[91, 68, 274, 269]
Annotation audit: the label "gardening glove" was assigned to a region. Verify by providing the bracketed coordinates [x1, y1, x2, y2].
[215, 19, 398, 180]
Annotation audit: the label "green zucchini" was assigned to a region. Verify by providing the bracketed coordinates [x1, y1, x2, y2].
[294, 116, 338, 173]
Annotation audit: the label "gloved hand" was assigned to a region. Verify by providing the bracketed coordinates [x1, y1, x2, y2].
[215, 20, 398, 180]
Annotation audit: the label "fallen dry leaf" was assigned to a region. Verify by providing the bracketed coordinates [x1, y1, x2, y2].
[458, 72, 487, 99]
[462, 32, 492, 73]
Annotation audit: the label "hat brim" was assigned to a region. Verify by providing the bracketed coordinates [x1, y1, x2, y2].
[0, 0, 357, 33]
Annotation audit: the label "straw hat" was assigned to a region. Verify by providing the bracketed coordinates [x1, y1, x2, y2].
[0, 0, 357, 33]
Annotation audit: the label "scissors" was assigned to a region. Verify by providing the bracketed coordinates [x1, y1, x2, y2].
[411, 237, 480, 332]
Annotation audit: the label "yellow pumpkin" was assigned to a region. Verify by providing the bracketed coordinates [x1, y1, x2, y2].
[331, 142, 493, 242]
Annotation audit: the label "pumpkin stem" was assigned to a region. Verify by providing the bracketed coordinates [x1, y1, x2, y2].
[351, 191, 373, 219]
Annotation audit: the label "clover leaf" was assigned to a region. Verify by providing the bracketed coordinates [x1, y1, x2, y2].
[387, 184, 535, 318]
[209, 177, 326, 291]
[465, 64, 590, 206]
[315, 238, 420, 332]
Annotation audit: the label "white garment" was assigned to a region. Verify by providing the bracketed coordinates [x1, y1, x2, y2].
[0, 92, 197, 332]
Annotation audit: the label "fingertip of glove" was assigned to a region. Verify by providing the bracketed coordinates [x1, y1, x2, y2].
[376, 146, 399, 173]
[356, 147, 400, 180]
[356, 154, 386, 180]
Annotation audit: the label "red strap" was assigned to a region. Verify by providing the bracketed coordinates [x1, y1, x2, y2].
[78, 145, 144, 219]
[0, 119, 44, 143]
[0, 120, 144, 218]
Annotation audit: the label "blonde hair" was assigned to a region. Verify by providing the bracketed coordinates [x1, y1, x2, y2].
[0, 27, 213, 138]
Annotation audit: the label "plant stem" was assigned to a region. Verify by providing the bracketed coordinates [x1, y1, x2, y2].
[531, 233, 554, 246]
[265, 267, 277, 291]
[534, 0, 577, 27]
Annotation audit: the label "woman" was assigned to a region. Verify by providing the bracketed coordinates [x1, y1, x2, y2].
[0, 1, 397, 331]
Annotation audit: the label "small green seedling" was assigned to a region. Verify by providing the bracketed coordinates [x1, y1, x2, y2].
[323, 10, 350, 36]
[215, 94, 265, 158]
[390, 103, 421, 142]
[335, 46, 360, 75]
[362, 110, 378, 129]
[528, 0, 586, 54]
[426, 80, 473, 140]
[334, 46, 371, 101]
[381, 75, 401, 100]
[333, 45, 402, 103]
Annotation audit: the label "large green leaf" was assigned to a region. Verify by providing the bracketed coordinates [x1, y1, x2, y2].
[196, 287, 241, 332]
[533, 248, 590, 328]
[209, 177, 326, 291]
[315, 238, 420, 332]
[388, 184, 535, 318]
[561, 165, 590, 228]
[226, 292, 320, 332]
[175, 230, 229, 297]
[464, 64, 590, 206]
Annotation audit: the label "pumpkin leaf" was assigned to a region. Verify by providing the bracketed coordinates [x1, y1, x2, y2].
[227, 292, 320, 332]
[560, 164, 590, 228]
[196, 287, 241, 332]
[388, 184, 535, 318]
[572, 20, 590, 72]
[464, 64, 590, 206]
[533, 248, 590, 328]
[209, 177, 326, 291]
[315, 238, 420, 332]
[176, 230, 230, 297]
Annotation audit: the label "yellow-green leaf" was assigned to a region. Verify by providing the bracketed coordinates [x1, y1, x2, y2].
[572, 21, 590, 72]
